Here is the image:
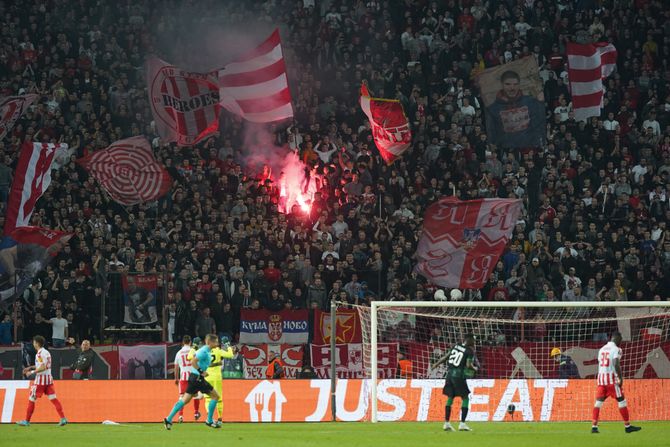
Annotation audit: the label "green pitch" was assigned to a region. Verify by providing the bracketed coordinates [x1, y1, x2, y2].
[2, 422, 670, 447]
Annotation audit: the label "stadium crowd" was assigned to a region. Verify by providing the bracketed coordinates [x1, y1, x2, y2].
[0, 0, 669, 347]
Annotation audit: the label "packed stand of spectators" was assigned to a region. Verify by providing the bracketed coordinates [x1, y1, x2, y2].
[0, 0, 669, 347]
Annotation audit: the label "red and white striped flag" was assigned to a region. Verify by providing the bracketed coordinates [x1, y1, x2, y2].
[146, 57, 220, 146]
[414, 197, 522, 289]
[218, 29, 293, 123]
[77, 136, 172, 206]
[4, 142, 69, 235]
[566, 42, 617, 122]
[0, 94, 39, 141]
[360, 84, 412, 165]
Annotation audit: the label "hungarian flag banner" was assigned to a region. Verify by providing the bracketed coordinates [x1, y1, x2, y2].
[566, 42, 617, 122]
[4, 142, 70, 235]
[146, 57, 220, 146]
[359, 84, 411, 164]
[0, 94, 39, 141]
[218, 29, 293, 123]
[0, 226, 71, 301]
[312, 309, 362, 345]
[415, 197, 522, 289]
[77, 136, 172, 205]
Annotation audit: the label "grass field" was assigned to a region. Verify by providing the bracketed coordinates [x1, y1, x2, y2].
[2, 421, 670, 447]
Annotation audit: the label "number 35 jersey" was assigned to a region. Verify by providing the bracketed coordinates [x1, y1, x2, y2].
[597, 341, 622, 385]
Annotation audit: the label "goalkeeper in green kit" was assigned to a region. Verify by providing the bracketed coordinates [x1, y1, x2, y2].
[432, 334, 478, 432]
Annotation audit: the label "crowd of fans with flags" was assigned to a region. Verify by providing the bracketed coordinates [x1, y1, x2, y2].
[0, 0, 669, 346]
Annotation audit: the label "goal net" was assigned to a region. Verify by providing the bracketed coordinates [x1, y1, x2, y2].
[354, 301, 670, 423]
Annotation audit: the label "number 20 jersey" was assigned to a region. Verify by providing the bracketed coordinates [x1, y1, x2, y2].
[446, 343, 474, 379]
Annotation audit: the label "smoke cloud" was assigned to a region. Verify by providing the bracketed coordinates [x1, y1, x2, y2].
[241, 123, 318, 214]
[148, 2, 315, 214]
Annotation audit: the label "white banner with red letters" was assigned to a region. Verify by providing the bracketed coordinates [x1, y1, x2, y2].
[146, 57, 220, 146]
[414, 197, 522, 289]
[310, 343, 398, 379]
[239, 344, 303, 379]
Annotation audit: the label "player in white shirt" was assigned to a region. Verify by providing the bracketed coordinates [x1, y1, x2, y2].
[16, 335, 67, 426]
[174, 335, 199, 423]
[591, 332, 641, 434]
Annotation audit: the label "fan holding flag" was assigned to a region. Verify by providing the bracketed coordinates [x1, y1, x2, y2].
[359, 82, 412, 165]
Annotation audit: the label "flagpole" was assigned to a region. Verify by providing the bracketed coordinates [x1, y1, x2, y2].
[378, 193, 383, 296]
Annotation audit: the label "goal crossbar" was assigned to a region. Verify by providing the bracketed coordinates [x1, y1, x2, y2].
[368, 301, 669, 423]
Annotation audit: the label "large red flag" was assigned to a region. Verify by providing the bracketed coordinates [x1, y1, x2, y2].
[77, 136, 172, 206]
[415, 197, 522, 289]
[218, 29, 294, 123]
[4, 142, 69, 235]
[0, 94, 39, 140]
[0, 226, 71, 301]
[146, 57, 220, 146]
[359, 84, 411, 164]
[566, 42, 617, 122]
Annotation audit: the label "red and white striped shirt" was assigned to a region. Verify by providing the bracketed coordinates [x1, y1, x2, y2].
[597, 341, 621, 386]
[174, 345, 191, 381]
[34, 347, 53, 385]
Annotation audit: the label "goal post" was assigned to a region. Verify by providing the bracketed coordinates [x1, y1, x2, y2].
[358, 301, 670, 423]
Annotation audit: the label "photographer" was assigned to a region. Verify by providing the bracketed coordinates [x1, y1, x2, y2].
[67, 338, 94, 379]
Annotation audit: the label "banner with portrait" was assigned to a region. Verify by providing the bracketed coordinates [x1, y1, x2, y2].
[477, 56, 546, 148]
[122, 274, 158, 325]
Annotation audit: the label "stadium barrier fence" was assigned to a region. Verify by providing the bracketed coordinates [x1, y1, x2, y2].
[1, 378, 668, 423]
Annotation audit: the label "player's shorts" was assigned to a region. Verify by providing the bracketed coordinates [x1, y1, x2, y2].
[178, 380, 189, 395]
[443, 376, 470, 398]
[596, 384, 624, 400]
[205, 376, 222, 391]
[30, 383, 56, 400]
[185, 373, 213, 396]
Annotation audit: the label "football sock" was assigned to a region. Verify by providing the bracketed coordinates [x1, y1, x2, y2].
[26, 401, 35, 422]
[207, 399, 217, 424]
[167, 401, 185, 422]
[592, 400, 603, 426]
[194, 399, 200, 412]
[217, 400, 223, 418]
[618, 400, 630, 426]
[51, 399, 65, 418]
[461, 398, 469, 423]
[445, 397, 454, 421]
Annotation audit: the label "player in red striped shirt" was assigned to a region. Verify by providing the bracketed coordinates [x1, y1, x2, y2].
[591, 332, 641, 434]
[174, 335, 201, 422]
[16, 335, 67, 426]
